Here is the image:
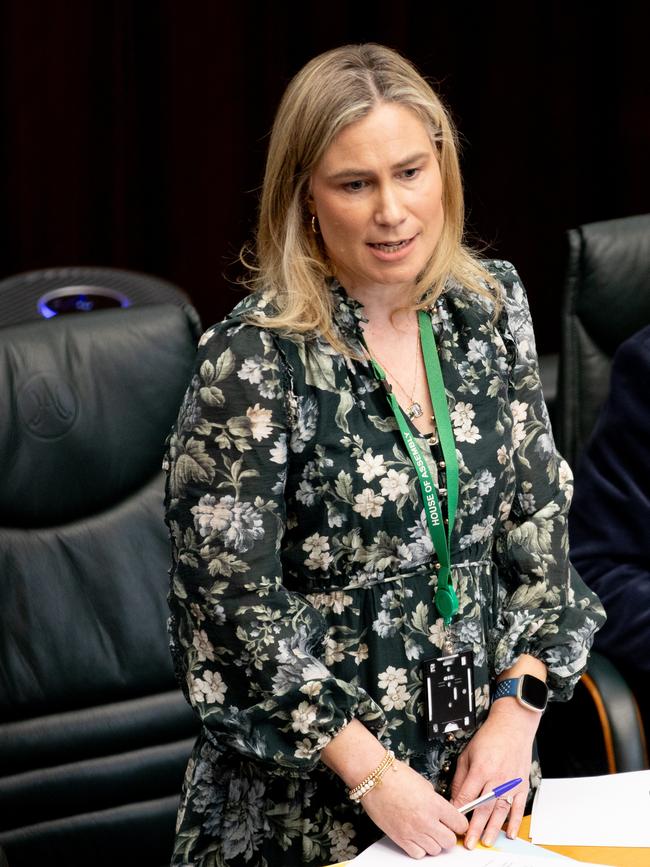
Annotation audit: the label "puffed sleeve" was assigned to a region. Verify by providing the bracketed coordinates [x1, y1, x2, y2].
[163, 318, 383, 772]
[490, 263, 606, 700]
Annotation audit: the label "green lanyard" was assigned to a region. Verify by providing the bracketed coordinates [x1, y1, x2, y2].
[366, 310, 459, 624]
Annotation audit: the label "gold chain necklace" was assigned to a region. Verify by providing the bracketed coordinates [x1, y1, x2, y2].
[364, 337, 424, 420]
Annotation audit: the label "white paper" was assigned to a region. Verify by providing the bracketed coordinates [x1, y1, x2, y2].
[530, 769, 650, 847]
[347, 833, 593, 866]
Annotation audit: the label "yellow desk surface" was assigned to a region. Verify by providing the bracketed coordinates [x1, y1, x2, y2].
[331, 815, 650, 867]
[518, 815, 650, 866]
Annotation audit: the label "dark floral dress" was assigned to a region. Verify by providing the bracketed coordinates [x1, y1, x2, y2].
[163, 260, 605, 867]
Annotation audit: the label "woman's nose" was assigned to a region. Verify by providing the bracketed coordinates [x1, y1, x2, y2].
[374, 183, 407, 226]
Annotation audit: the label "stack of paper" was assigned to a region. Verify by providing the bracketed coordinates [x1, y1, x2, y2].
[347, 832, 600, 865]
[530, 770, 650, 848]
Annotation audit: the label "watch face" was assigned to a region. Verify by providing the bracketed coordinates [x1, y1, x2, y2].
[520, 674, 548, 710]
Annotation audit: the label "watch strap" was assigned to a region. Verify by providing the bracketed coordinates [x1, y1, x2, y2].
[493, 678, 518, 700]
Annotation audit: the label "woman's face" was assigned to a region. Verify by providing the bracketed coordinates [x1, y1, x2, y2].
[309, 102, 444, 297]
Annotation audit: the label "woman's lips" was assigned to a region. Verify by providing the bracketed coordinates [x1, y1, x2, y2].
[367, 234, 417, 261]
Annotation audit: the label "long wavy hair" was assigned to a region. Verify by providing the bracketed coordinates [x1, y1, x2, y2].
[243, 43, 500, 352]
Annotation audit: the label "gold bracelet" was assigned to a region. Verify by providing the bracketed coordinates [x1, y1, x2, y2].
[348, 749, 397, 802]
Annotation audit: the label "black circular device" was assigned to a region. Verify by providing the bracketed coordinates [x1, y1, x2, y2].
[37, 285, 131, 318]
[0, 266, 191, 327]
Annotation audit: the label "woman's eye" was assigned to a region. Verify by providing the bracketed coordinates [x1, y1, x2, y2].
[344, 179, 367, 192]
[401, 167, 420, 180]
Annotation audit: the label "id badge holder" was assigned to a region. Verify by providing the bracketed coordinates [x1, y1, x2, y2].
[422, 650, 476, 740]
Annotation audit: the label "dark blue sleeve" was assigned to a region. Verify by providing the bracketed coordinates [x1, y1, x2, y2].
[569, 325, 650, 673]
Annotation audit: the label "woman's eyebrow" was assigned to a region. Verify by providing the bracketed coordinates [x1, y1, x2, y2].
[325, 151, 430, 182]
[392, 151, 430, 169]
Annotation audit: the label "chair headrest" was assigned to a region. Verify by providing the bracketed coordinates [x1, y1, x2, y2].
[570, 213, 650, 355]
[0, 304, 197, 527]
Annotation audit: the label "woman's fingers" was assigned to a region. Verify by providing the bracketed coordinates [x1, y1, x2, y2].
[475, 796, 513, 847]
[465, 786, 528, 848]
[361, 760, 468, 857]
[381, 822, 456, 858]
[505, 790, 527, 840]
[427, 820, 458, 852]
[464, 801, 494, 849]
[401, 824, 457, 858]
[401, 841, 427, 859]
[438, 798, 472, 836]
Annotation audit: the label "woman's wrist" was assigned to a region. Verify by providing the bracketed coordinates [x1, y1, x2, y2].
[491, 653, 547, 733]
[487, 693, 542, 736]
[496, 652, 547, 683]
[348, 749, 397, 801]
[320, 718, 387, 788]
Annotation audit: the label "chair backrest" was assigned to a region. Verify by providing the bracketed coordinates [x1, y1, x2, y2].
[536, 651, 648, 777]
[0, 265, 198, 327]
[556, 213, 650, 469]
[0, 303, 200, 866]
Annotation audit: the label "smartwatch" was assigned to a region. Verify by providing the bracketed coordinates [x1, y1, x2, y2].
[492, 674, 548, 712]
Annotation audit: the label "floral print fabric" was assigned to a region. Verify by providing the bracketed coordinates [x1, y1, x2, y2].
[164, 260, 604, 866]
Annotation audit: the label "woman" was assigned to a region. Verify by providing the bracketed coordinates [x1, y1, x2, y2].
[164, 44, 604, 866]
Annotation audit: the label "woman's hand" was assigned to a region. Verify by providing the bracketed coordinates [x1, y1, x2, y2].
[321, 719, 467, 858]
[361, 759, 468, 858]
[450, 700, 539, 848]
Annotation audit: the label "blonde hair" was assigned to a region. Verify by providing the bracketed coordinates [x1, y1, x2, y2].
[243, 43, 500, 352]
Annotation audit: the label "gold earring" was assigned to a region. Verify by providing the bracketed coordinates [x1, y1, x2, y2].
[311, 215, 320, 235]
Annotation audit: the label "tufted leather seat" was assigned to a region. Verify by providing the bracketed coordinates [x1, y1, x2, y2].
[0, 303, 201, 866]
[556, 213, 650, 470]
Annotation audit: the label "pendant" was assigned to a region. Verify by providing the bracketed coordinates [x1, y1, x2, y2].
[428, 416, 439, 445]
[406, 402, 423, 419]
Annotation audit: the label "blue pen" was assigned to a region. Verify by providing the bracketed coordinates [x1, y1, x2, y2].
[458, 778, 522, 814]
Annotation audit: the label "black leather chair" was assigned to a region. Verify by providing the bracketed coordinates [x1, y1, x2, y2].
[538, 214, 650, 780]
[537, 651, 648, 778]
[556, 213, 650, 470]
[0, 303, 201, 866]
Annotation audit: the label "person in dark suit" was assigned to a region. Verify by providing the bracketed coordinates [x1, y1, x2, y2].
[570, 323, 650, 733]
